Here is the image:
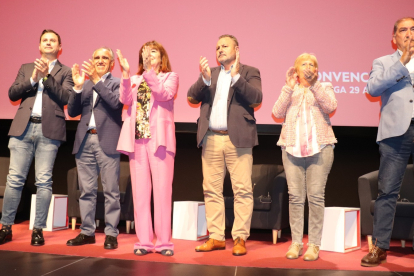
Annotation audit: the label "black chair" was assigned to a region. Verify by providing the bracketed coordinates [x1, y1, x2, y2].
[358, 164, 414, 248]
[223, 164, 289, 244]
[67, 161, 134, 233]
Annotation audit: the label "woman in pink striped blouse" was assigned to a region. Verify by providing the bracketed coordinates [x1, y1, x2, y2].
[272, 53, 337, 261]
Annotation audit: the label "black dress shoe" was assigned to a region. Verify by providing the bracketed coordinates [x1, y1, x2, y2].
[66, 233, 96, 246]
[104, 235, 118, 249]
[0, 228, 12, 245]
[31, 228, 44, 246]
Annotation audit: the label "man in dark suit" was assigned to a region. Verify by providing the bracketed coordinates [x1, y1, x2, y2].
[188, 34, 262, 256]
[66, 47, 122, 249]
[0, 29, 73, 246]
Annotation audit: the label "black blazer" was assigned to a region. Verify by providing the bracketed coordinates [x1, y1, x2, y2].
[187, 64, 262, 148]
[8, 60, 73, 141]
[67, 73, 123, 155]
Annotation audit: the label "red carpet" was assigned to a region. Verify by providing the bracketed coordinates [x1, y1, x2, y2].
[1, 221, 413, 272]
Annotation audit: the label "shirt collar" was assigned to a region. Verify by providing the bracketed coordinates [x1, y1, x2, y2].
[101, 72, 110, 82]
[220, 64, 233, 73]
[48, 59, 57, 73]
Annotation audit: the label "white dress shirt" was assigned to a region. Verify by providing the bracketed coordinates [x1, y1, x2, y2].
[30, 60, 57, 117]
[73, 72, 110, 130]
[398, 50, 414, 117]
[203, 65, 240, 130]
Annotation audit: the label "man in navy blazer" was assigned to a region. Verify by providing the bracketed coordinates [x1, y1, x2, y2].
[66, 47, 123, 250]
[0, 29, 73, 246]
[188, 34, 262, 256]
[361, 17, 414, 267]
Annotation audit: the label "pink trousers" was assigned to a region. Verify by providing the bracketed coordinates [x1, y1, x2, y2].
[129, 138, 174, 251]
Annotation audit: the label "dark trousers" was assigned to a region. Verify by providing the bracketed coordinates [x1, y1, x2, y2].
[373, 120, 414, 249]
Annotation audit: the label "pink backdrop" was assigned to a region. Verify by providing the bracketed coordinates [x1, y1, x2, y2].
[1, 0, 413, 126]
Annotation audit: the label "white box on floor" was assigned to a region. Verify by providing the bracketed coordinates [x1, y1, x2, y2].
[320, 207, 361, 253]
[29, 194, 68, 231]
[172, 201, 208, 241]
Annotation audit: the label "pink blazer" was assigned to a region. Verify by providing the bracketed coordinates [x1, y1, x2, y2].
[116, 70, 178, 155]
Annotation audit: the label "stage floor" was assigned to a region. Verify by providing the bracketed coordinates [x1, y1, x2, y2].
[0, 221, 413, 275]
[1, 251, 414, 276]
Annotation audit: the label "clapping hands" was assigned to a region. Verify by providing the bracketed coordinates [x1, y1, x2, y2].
[32, 58, 49, 82]
[303, 67, 318, 86]
[117, 49, 130, 79]
[142, 46, 151, 71]
[199, 56, 211, 81]
[230, 49, 240, 77]
[285, 67, 298, 89]
[400, 34, 414, 65]
[72, 64, 85, 90]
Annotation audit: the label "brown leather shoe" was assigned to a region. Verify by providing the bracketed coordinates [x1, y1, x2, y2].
[361, 245, 387, 267]
[232, 237, 246, 256]
[195, 238, 225, 252]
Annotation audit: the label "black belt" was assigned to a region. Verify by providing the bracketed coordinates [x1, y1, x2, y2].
[29, 117, 42, 123]
[87, 129, 98, 134]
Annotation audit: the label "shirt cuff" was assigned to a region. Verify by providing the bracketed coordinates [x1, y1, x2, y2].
[202, 76, 211, 86]
[231, 73, 240, 86]
[73, 87, 83, 93]
[30, 78, 36, 87]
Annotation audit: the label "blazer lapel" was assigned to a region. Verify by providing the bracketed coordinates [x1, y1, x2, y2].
[210, 67, 220, 104]
[226, 64, 244, 110]
[93, 73, 112, 107]
[392, 51, 413, 85]
[49, 60, 62, 77]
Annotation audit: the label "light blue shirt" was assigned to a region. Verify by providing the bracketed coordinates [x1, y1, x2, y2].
[204, 65, 240, 130]
[30, 60, 57, 117]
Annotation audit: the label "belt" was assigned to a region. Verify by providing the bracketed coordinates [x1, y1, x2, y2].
[210, 129, 228, 135]
[87, 129, 98, 134]
[29, 117, 42, 123]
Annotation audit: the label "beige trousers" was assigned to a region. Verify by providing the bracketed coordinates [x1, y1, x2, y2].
[202, 130, 253, 241]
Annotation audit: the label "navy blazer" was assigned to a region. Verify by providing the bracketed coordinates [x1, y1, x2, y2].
[8, 60, 73, 141]
[187, 64, 262, 148]
[68, 73, 123, 155]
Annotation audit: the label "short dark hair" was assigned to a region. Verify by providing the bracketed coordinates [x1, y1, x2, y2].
[40, 29, 61, 44]
[393, 17, 414, 35]
[218, 34, 239, 46]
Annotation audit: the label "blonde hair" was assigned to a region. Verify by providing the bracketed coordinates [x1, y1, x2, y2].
[294, 53, 318, 73]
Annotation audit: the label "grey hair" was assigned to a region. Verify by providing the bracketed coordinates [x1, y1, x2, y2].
[393, 17, 414, 35]
[92, 47, 114, 61]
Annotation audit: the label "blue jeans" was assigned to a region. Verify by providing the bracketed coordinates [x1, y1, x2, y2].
[373, 121, 414, 249]
[0, 122, 61, 229]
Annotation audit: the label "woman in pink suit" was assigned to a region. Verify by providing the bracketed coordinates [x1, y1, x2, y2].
[116, 41, 178, 257]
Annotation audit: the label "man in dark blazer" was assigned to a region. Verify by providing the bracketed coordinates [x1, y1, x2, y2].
[0, 29, 73, 246]
[188, 34, 262, 256]
[66, 47, 122, 250]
